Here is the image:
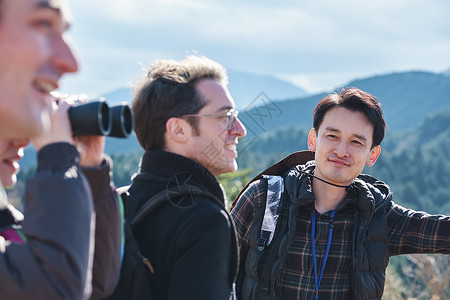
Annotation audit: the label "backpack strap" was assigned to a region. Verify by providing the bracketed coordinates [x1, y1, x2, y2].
[117, 185, 136, 223]
[245, 175, 291, 296]
[131, 184, 225, 228]
[257, 175, 284, 251]
[231, 150, 315, 210]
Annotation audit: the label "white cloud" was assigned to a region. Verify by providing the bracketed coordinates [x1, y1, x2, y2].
[63, 0, 450, 96]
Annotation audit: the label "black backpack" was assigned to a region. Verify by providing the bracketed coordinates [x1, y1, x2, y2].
[105, 184, 238, 300]
[231, 150, 315, 299]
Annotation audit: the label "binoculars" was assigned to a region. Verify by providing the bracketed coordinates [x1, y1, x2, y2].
[68, 100, 133, 138]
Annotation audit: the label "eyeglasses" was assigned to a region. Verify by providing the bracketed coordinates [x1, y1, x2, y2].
[182, 109, 239, 131]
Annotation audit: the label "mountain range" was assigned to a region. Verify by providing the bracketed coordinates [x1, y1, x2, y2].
[443, 68, 450, 76]
[20, 69, 450, 169]
[238, 71, 450, 143]
[98, 69, 308, 110]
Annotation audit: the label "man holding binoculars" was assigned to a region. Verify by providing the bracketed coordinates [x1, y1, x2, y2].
[0, 0, 122, 299]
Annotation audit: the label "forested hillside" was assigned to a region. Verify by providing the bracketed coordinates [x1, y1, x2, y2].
[235, 108, 450, 215]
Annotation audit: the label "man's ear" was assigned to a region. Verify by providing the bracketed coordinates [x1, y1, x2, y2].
[307, 128, 317, 151]
[165, 117, 190, 143]
[366, 145, 381, 167]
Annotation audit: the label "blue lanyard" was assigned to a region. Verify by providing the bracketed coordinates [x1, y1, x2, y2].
[311, 208, 337, 300]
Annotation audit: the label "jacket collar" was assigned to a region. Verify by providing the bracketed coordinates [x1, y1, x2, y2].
[285, 161, 392, 215]
[0, 204, 24, 231]
[137, 150, 226, 202]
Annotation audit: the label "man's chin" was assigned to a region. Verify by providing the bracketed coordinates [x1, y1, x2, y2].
[223, 162, 238, 175]
[213, 161, 238, 176]
[1, 178, 16, 190]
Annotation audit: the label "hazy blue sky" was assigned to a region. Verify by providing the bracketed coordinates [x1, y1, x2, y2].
[60, 0, 450, 98]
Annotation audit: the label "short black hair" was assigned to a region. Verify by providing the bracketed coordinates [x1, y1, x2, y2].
[313, 87, 386, 148]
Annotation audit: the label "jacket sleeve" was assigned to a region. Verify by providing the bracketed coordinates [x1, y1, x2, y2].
[387, 202, 450, 255]
[0, 142, 95, 300]
[167, 202, 234, 300]
[82, 155, 122, 299]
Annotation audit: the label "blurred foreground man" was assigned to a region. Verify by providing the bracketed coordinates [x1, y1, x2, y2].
[0, 1, 121, 299]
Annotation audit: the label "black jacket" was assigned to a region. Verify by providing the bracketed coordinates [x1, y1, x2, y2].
[287, 163, 392, 299]
[239, 161, 392, 300]
[128, 150, 237, 300]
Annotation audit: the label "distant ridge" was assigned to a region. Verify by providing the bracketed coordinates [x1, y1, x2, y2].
[344, 71, 450, 129]
[227, 70, 308, 109]
[443, 68, 450, 76]
[96, 69, 309, 110]
[239, 70, 450, 135]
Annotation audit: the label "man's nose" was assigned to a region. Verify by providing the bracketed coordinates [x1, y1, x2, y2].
[230, 117, 247, 138]
[11, 138, 30, 149]
[51, 33, 79, 75]
[334, 141, 349, 157]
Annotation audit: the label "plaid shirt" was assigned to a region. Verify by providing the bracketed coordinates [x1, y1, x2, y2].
[231, 178, 450, 299]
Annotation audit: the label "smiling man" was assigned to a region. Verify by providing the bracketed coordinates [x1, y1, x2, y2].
[231, 87, 450, 299]
[128, 55, 246, 300]
[0, 1, 121, 299]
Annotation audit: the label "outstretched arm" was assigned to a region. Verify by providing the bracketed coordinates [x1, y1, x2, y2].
[387, 202, 450, 255]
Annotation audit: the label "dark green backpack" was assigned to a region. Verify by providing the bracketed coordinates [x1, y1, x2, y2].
[106, 184, 238, 300]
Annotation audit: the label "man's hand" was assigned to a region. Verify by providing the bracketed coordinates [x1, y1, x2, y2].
[31, 93, 107, 167]
[31, 99, 73, 151]
[74, 135, 105, 167]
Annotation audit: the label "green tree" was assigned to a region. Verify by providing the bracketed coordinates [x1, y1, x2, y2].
[217, 168, 253, 209]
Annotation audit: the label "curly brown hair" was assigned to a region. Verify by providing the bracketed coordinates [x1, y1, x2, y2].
[132, 55, 228, 151]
